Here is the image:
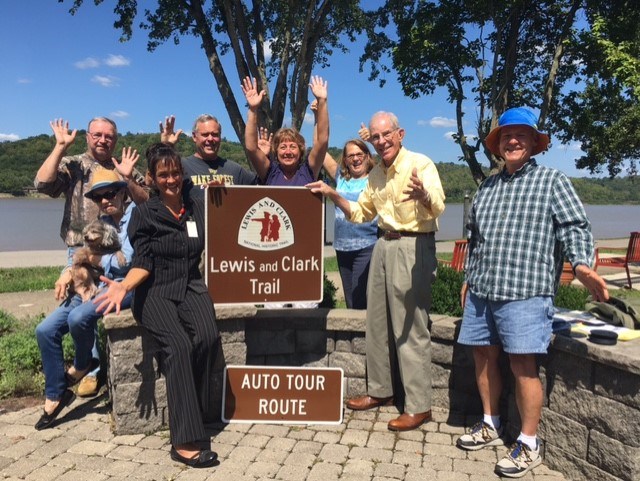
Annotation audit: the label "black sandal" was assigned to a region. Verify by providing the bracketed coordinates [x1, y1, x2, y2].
[34, 389, 76, 430]
[170, 447, 218, 468]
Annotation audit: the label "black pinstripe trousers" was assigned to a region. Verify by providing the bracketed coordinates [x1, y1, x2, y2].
[134, 287, 219, 446]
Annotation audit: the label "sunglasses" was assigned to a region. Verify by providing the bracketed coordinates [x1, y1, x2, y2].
[92, 190, 120, 201]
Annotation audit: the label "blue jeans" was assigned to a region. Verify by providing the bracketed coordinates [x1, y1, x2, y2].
[35, 291, 132, 400]
[336, 244, 374, 309]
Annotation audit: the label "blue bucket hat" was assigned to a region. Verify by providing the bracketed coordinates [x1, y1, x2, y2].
[485, 107, 550, 156]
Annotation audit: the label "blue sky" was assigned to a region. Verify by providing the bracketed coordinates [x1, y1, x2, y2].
[1, 1, 589, 177]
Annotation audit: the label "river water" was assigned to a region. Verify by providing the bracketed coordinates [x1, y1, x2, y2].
[1, 198, 639, 252]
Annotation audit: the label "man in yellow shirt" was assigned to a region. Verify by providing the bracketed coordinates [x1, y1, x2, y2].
[307, 111, 445, 430]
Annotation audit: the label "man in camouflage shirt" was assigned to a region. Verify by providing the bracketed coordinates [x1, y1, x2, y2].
[34, 117, 148, 396]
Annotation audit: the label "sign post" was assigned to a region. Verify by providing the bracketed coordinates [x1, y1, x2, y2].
[205, 186, 324, 305]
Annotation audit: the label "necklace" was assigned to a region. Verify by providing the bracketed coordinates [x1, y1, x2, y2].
[164, 203, 185, 220]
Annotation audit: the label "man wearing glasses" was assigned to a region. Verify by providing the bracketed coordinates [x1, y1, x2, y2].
[34, 117, 148, 397]
[307, 111, 445, 430]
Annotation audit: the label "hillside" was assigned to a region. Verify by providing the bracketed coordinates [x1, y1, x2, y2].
[1, 133, 638, 204]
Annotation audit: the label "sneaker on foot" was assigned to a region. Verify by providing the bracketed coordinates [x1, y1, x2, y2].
[494, 440, 542, 478]
[77, 375, 99, 397]
[457, 421, 503, 450]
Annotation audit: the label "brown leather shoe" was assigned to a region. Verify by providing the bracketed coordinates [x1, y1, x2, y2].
[346, 395, 393, 411]
[387, 411, 432, 431]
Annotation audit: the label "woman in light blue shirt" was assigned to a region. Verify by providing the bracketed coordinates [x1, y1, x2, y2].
[324, 139, 377, 309]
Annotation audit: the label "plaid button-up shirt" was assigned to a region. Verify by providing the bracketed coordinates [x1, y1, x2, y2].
[465, 160, 593, 301]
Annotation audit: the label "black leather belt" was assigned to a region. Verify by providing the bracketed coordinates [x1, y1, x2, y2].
[380, 230, 433, 240]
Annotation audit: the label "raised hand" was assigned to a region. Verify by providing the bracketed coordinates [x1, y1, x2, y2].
[358, 122, 371, 142]
[159, 115, 183, 145]
[257, 127, 273, 156]
[49, 118, 77, 149]
[309, 75, 328, 101]
[113, 146, 139, 180]
[402, 167, 430, 205]
[241, 76, 265, 110]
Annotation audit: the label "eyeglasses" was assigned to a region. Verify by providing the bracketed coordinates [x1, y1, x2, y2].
[92, 190, 120, 201]
[88, 132, 115, 143]
[370, 129, 398, 143]
[345, 152, 366, 161]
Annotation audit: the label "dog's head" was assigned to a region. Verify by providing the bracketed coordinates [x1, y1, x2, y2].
[82, 220, 121, 254]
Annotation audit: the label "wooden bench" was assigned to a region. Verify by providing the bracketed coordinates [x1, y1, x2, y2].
[594, 231, 640, 288]
[559, 262, 575, 285]
[438, 239, 468, 272]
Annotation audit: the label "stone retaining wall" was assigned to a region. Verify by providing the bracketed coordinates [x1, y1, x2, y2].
[103, 307, 640, 481]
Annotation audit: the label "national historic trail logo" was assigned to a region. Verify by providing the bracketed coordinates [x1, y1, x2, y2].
[238, 197, 294, 251]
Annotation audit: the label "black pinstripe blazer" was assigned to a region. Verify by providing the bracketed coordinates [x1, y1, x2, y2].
[128, 185, 207, 304]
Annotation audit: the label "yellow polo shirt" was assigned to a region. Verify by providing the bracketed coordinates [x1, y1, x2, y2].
[348, 147, 445, 232]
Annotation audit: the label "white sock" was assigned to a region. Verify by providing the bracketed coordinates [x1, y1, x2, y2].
[517, 433, 538, 450]
[483, 414, 501, 430]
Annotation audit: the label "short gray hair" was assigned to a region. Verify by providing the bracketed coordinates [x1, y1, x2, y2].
[369, 111, 400, 131]
[88, 117, 118, 136]
[192, 114, 221, 134]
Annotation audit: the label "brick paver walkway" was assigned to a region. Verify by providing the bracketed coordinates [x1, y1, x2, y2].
[0, 393, 568, 480]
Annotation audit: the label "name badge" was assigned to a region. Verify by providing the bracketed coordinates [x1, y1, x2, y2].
[187, 221, 198, 237]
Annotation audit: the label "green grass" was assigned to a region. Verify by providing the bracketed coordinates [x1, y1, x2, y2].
[599, 248, 628, 254]
[324, 256, 338, 272]
[0, 266, 63, 293]
[609, 287, 640, 301]
[436, 252, 453, 262]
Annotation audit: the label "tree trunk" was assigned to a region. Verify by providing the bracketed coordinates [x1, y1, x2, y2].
[539, 0, 581, 129]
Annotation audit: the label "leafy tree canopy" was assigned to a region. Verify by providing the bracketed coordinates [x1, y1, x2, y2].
[360, 0, 639, 182]
[62, 0, 371, 146]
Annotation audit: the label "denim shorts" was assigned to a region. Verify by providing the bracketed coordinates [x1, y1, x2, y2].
[458, 292, 555, 354]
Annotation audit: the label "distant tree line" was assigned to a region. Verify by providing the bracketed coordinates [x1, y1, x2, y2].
[0, 133, 637, 204]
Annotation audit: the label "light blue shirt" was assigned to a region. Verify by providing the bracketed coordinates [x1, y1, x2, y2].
[100, 202, 135, 281]
[334, 171, 378, 252]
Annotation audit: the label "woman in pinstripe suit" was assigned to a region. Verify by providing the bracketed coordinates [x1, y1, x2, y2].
[96, 143, 219, 468]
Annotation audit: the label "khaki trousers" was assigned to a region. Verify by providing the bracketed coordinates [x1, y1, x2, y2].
[365, 234, 436, 414]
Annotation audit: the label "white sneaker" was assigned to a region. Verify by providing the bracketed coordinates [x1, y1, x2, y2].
[495, 440, 542, 478]
[457, 421, 503, 450]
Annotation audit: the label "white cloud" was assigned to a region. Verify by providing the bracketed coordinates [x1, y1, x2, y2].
[92, 75, 119, 87]
[17, 78, 32, 84]
[75, 57, 100, 69]
[0, 133, 20, 142]
[104, 54, 130, 67]
[303, 112, 314, 125]
[417, 120, 429, 126]
[110, 110, 130, 118]
[444, 131, 478, 142]
[429, 116, 457, 128]
[264, 39, 273, 62]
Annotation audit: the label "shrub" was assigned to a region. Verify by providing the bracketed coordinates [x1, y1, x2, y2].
[554, 284, 589, 310]
[320, 273, 337, 308]
[0, 313, 78, 399]
[0, 310, 17, 336]
[431, 265, 465, 317]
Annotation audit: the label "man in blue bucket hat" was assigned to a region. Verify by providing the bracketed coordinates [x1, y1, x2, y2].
[455, 107, 609, 477]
